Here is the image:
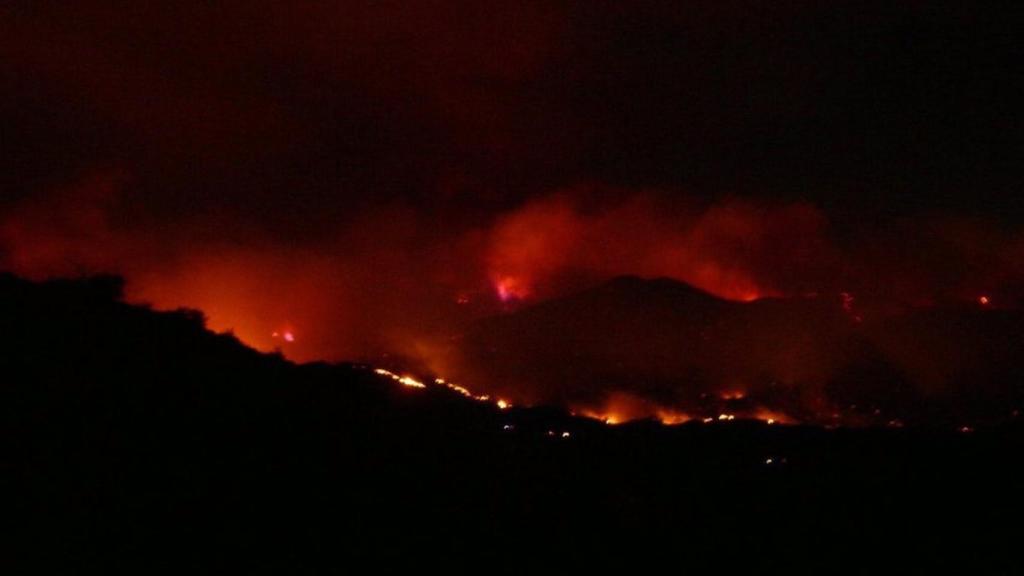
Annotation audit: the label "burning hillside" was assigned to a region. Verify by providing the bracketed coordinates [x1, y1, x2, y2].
[421, 276, 1024, 428]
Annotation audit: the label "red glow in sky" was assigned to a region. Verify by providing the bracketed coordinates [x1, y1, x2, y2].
[272, 330, 296, 343]
[494, 276, 530, 302]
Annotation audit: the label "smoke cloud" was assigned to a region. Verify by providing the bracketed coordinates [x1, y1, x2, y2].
[4, 175, 1024, 427]
[4, 1, 1024, 423]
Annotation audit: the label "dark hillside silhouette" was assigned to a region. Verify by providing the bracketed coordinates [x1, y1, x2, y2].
[2, 273, 1022, 572]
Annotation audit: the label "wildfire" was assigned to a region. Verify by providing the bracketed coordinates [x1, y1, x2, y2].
[435, 376, 496, 403]
[655, 409, 691, 425]
[737, 292, 760, 303]
[370, 367, 804, 430]
[753, 409, 796, 425]
[374, 367, 511, 411]
[373, 368, 427, 389]
[271, 330, 296, 343]
[494, 276, 530, 302]
[399, 376, 426, 388]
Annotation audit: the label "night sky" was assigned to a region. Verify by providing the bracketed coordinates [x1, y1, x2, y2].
[4, 2, 1021, 218]
[3, 2, 1024, 410]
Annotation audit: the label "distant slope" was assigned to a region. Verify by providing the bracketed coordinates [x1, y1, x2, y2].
[440, 276, 1024, 426]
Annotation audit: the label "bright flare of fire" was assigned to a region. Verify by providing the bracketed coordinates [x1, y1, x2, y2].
[655, 409, 691, 425]
[375, 368, 510, 412]
[373, 368, 427, 389]
[271, 327, 296, 343]
[753, 409, 796, 425]
[435, 377, 493, 402]
[371, 368, 802, 429]
[494, 276, 530, 302]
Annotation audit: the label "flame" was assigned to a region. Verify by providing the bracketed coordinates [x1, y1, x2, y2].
[398, 376, 426, 389]
[372, 366, 698, 428]
[376, 367, 515, 415]
[372, 366, 802, 429]
[373, 368, 427, 389]
[494, 276, 530, 302]
[753, 409, 796, 425]
[578, 393, 692, 425]
[655, 409, 691, 425]
[272, 329, 296, 343]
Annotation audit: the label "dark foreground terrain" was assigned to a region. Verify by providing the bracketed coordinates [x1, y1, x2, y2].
[2, 273, 1022, 572]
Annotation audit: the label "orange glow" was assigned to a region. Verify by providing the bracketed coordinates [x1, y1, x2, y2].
[494, 276, 530, 302]
[398, 376, 426, 389]
[272, 329, 296, 343]
[481, 195, 830, 305]
[376, 368, 517, 415]
[578, 408, 624, 425]
[578, 394, 653, 425]
[8, 175, 1021, 431]
[655, 410, 691, 425]
[373, 368, 427, 389]
[112, 247, 356, 363]
[579, 394, 692, 426]
[753, 409, 796, 425]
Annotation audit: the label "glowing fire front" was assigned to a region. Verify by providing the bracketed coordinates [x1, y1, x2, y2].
[373, 368, 511, 409]
[370, 369, 801, 429]
[374, 368, 427, 389]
